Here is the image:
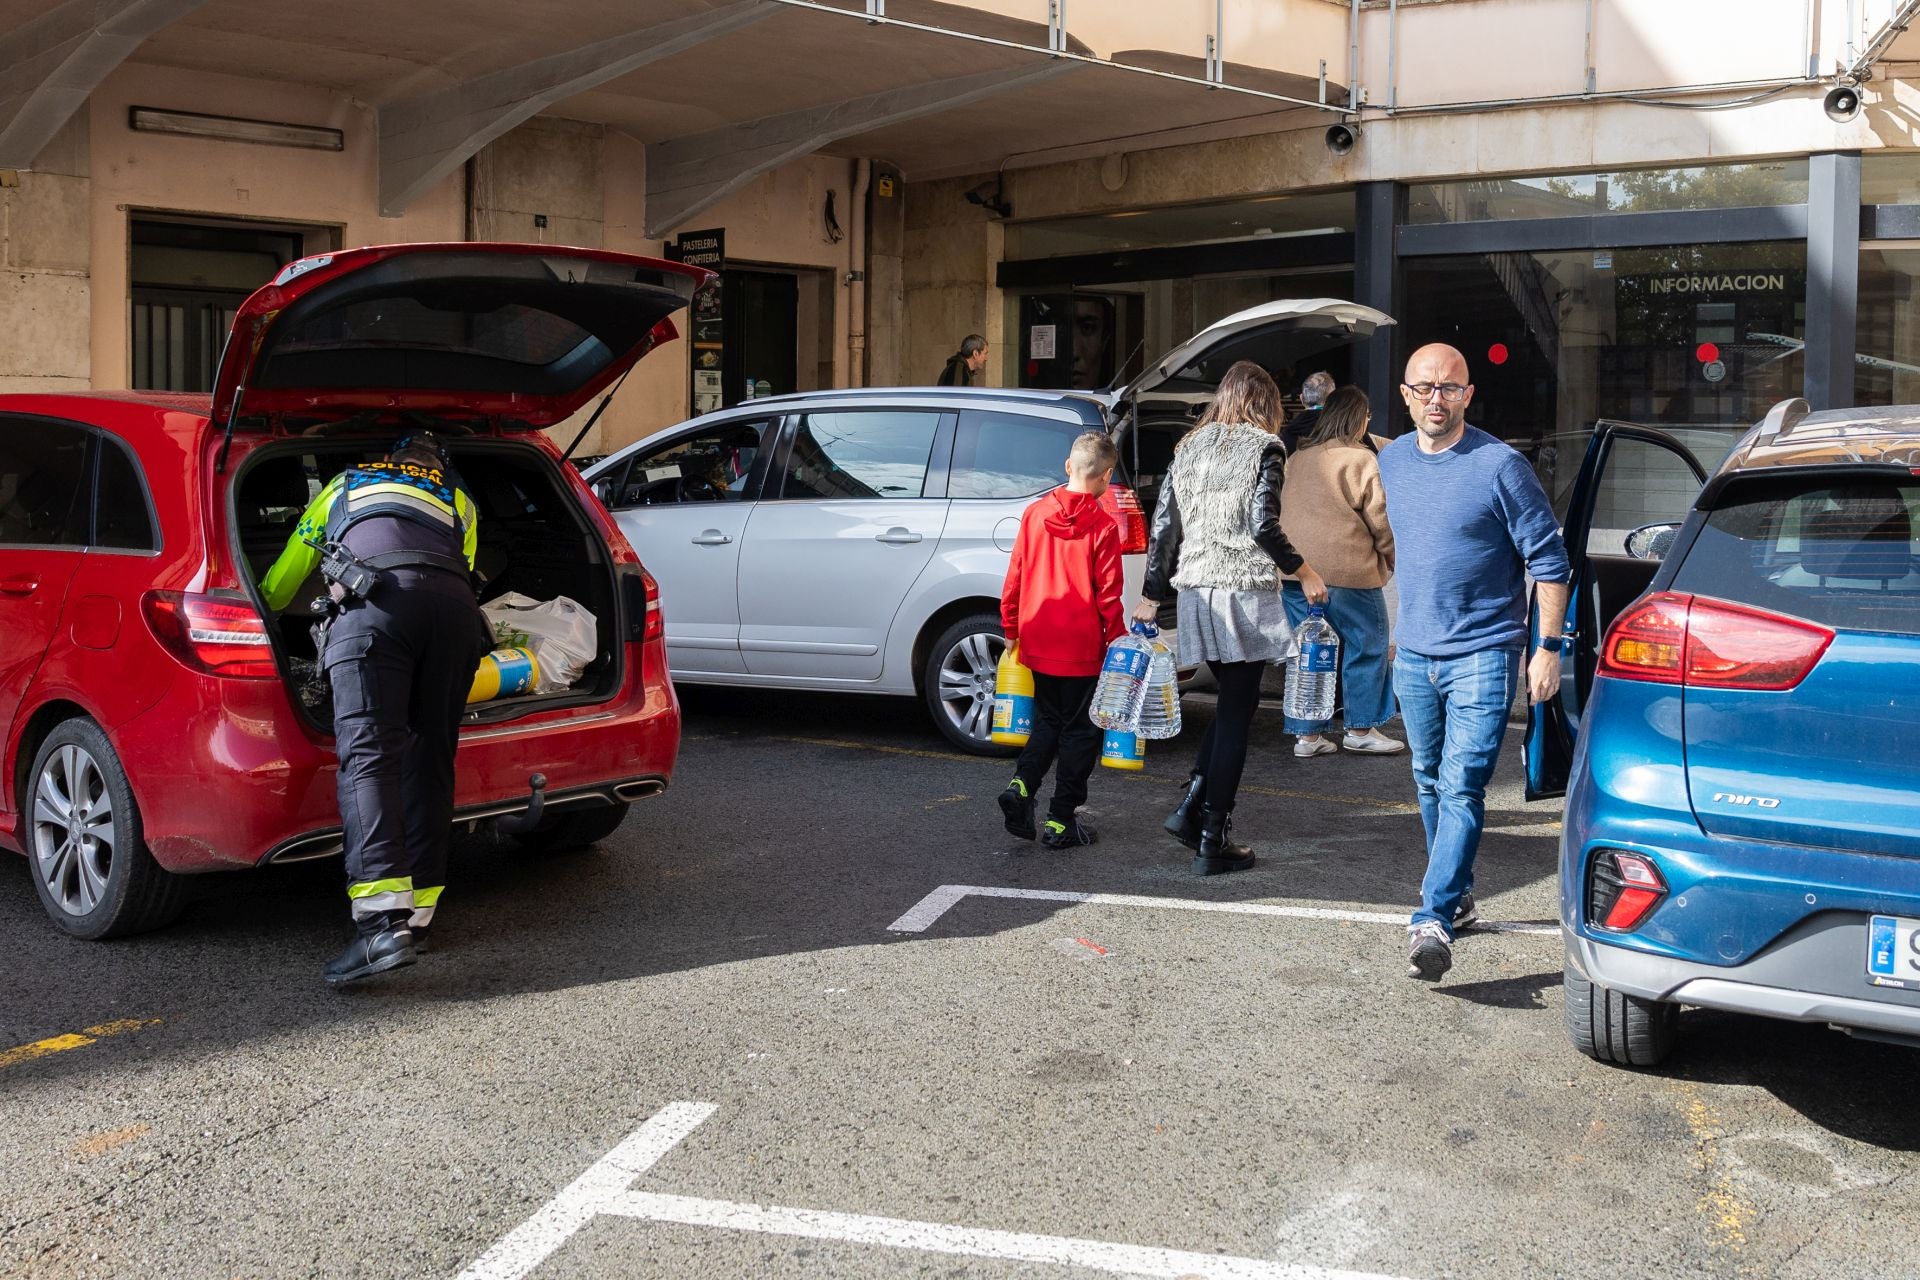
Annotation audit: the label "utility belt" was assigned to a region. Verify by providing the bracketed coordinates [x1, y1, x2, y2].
[306, 538, 472, 653]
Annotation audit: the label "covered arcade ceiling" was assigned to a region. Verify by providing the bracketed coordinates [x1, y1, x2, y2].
[0, 0, 1350, 236]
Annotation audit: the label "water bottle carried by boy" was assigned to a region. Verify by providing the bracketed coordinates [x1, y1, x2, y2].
[1283, 606, 1341, 724]
[1090, 623, 1156, 731]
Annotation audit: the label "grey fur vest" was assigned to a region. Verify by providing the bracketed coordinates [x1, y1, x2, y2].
[1169, 422, 1278, 592]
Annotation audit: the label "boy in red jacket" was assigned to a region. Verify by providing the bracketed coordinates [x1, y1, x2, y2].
[997, 432, 1128, 848]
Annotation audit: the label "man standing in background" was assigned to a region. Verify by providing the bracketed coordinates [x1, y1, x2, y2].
[1281, 371, 1336, 454]
[938, 335, 990, 387]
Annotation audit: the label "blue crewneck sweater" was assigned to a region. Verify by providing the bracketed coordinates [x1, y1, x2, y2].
[1376, 426, 1570, 657]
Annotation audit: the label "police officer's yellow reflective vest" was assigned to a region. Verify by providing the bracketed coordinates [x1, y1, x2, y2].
[259, 463, 479, 612]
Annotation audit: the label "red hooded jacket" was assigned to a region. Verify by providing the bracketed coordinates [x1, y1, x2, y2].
[1000, 486, 1127, 678]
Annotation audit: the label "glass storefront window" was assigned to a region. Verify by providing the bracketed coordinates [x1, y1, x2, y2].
[1862, 155, 1920, 206]
[1003, 191, 1353, 260]
[1856, 245, 1920, 406]
[1407, 161, 1809, 224]
[1400, 241, 1805, 514]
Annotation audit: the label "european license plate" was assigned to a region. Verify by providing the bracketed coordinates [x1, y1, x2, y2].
[1866, 915, 1920, 989]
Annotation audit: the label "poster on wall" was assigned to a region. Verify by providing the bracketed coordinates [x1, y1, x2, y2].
[667, 228, 725, 415]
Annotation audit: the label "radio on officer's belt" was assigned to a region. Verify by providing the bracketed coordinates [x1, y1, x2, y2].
[306, 537, 378, 601]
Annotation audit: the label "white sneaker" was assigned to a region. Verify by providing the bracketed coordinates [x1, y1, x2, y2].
[1342, 728, 1405, 755]
[1294, 736, 1339, 758]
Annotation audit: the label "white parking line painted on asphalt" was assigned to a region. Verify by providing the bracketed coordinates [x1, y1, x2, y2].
[886, 884, 1560, 937]
[607, 1189, 1415, 1280]
[453, 1101, 716, 1280]
[455, 1102, 1418, 1280]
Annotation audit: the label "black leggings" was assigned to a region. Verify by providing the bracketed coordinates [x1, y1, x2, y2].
[1191, 660, 1266, 816]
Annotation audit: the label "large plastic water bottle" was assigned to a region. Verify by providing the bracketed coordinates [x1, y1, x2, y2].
[1284, 605, 1341, 723]
[1090, 624, 1155, 731]
[1135, 627, 1182, 740]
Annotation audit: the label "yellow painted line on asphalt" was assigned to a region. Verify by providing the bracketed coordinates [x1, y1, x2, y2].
[768, 734, 1425, 815]
[777, 735, 993, 764]
[1672, 1081, 1753, 1253]
[0, 1018, 162, 1072]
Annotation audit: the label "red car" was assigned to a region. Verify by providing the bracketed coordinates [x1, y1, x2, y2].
[0, 243, 710, 938]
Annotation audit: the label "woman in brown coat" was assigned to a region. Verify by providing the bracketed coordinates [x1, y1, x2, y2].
[1278, 386, 1403, 757]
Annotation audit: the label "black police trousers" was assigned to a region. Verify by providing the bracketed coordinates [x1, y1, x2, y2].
[323, 577, 488, 929]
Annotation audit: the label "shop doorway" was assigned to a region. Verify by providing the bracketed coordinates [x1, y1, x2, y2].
[720, 267, 835, 408]
[1015, 292, 1146, 392]
[128, 217, 336, 392]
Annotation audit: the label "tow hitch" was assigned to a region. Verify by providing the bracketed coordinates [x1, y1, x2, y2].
[493, 774, 549, 835]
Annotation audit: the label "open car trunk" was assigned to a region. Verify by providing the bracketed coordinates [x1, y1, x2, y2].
[231, 435, 621, 732]
[1108, 299, 1393, 525]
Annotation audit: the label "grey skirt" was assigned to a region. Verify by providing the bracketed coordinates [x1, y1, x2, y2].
[1175, 585, 1294, 666]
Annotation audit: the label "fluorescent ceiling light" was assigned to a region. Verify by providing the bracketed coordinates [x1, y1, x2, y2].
[128, 108, 343, 151]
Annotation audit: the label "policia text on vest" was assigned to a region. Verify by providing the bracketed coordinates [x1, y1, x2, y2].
[258, 434, 492, 986]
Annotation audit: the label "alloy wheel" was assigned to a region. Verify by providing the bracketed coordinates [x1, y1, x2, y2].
[936, 629, 1006, 748]
[32, 743, 116, 918]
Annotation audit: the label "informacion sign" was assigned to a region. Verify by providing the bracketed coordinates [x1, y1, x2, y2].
[668, 228, 725, 415]
[1030, 324, 1056, 360]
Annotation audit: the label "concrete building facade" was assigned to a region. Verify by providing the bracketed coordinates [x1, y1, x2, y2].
[4, 0, 1920, 465]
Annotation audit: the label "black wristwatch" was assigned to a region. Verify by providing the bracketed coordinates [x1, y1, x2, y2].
[1538, 635, 1566, 654]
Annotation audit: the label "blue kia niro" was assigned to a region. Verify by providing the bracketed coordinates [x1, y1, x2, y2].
[1528, 399, 1920, 1066]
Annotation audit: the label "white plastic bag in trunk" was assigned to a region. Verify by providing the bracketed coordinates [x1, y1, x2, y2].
[482, 593, 598, 692]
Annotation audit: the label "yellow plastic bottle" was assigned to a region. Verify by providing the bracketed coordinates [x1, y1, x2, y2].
[1099, 726, 1146, 770]
[990, 644, 1035, 747]
[468, 646, 541, 704]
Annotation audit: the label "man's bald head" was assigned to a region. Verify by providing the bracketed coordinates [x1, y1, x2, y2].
[1400, 343, 1475, 449]
[1405, 343, 1469, 385]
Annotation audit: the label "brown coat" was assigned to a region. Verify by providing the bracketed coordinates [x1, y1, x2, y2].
[1279, 435, 1395, 589]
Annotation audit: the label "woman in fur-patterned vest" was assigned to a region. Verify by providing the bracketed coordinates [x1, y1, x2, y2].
[1135, 360, 1329, 877]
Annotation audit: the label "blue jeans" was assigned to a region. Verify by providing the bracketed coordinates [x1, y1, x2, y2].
[1281, 583, 1396, 736]
[1392, 647, 1523, 937]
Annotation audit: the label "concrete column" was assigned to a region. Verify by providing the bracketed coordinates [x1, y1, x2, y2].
[0, 112, 89, 394]
[1352, 180, 1404, 431]
[1805, 151, 1861, 411]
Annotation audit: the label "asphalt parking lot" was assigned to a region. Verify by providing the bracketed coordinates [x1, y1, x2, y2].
[4, 689, 1920, 1280]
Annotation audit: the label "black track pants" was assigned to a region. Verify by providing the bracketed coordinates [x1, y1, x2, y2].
[1012, 672, 1101, 822]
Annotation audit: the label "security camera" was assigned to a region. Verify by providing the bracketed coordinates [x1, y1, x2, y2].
[1824, 84, 1863, 122]
[964, 178, 1012, 219]
[1325, 121, 1361, 156]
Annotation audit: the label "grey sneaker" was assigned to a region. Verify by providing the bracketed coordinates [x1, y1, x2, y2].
[1406, 921, 1452, 982]
[1453, 892, 1480, 932]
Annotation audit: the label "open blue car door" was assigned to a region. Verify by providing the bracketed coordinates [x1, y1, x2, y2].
[1525, 421, 1708, 800]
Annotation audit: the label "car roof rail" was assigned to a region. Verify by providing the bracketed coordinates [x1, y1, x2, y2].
[1754, 396, 1811, 447]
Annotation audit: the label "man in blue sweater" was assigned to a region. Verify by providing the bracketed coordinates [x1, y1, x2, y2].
[1378, 344, 1571, 982]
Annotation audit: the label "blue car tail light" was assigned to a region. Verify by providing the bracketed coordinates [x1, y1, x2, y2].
[1597, 591, 1835, 691]
[1587, 850, 1669, 932]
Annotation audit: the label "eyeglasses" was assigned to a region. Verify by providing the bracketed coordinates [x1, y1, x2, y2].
[1402, 382, 1470, 403]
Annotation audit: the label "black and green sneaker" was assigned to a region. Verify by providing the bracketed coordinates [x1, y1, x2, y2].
[998, 778, 1037, 840]
[1040, 816, 1099, 849]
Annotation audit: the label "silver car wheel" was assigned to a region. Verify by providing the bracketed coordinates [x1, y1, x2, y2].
[33, 743, 116, 919]
[936, 629, 1006, 748]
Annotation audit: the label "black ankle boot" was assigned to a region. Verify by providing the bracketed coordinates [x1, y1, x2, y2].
[323, 918, 416, 986]
[1193, 806, 1255, 876]
[1163, 772, 1206, 850]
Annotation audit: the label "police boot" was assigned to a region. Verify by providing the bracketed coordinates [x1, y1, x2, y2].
[1193, 806, 1256, 877]
[323, 912, 416, 986]
[1163, 771, 1206, 850]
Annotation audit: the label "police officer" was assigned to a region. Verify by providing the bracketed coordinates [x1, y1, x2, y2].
[259, 432, 489, 985]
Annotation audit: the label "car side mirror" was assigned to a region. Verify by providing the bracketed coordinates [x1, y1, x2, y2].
[1624, 522, 1681, 561]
